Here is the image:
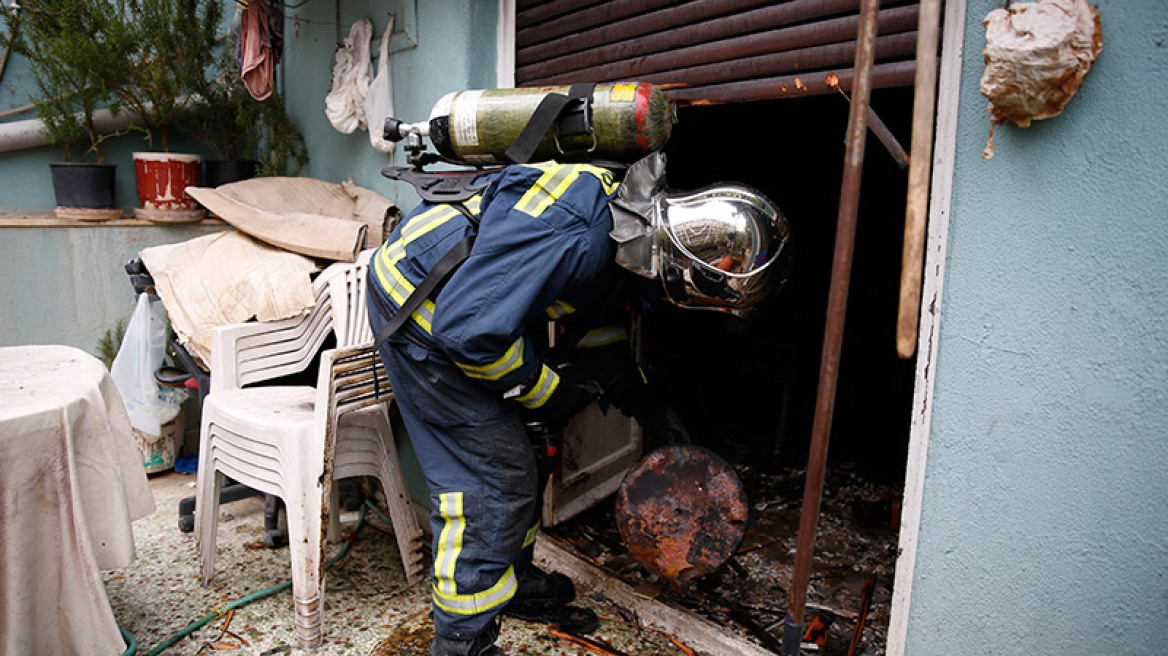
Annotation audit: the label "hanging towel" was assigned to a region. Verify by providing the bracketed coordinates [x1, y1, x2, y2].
[325, 19, 374, 134]
[363, 15, 395, 153]
[239, 0, 284, 101]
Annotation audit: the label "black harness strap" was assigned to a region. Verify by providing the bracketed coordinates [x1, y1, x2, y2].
[504, 83, 596, 164]
[373, 233, 476, 352]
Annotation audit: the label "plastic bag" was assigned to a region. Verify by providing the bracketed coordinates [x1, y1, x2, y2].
[109, 293, 187, 440]
[325, 18, 374, 134]
[364, 15, 396, 153]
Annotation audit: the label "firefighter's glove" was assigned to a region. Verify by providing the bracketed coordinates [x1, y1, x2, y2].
[598, 363, 651, 416]
[598, 364, 692, 447]
[521, 375, 601, 432]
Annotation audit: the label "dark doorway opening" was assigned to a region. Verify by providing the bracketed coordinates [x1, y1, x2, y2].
[649, 88, 917, 481]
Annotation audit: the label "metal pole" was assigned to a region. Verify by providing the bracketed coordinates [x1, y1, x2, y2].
[897, 0, 943, 358]
[781, 0, 881, 654]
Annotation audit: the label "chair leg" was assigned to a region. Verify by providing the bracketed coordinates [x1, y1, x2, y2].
[284, 483, 326, 650]
[327, 484, 343, 544]
[374, 416, 426, 586]
[195, 467, 223, 586]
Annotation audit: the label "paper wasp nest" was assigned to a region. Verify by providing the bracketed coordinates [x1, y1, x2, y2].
[980, 0, 1103, 156]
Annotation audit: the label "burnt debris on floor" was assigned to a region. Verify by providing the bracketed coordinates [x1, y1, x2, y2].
[547, 462, 901, 656]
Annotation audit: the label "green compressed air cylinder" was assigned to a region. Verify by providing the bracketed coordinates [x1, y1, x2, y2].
[426, 82, 675, 165]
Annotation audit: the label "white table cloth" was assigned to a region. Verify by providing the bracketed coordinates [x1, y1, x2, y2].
[0, 345, 155, 656]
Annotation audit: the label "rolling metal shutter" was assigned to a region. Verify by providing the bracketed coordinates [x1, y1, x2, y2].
[515, 0, 925, 104]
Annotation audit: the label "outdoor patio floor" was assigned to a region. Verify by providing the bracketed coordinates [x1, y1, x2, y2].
[105, 471, 684, 656]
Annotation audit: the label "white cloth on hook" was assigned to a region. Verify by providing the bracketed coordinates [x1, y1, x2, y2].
[325, 18, 374, 134]
[364, 15, 396, 153]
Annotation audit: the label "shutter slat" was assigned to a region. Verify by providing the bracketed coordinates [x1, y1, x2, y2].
[523, 32, 917, 92]
[517, 0, 697, 48]
[517, 0, 850, 60]
[516, 0, 611, 30]
[518, 6, 920, 86]
[514, 0, 927, 105]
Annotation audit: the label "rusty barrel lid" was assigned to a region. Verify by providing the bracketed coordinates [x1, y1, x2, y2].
[614, 445, 748, 584]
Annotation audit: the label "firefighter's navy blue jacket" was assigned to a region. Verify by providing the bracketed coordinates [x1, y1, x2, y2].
[366, 161, 621, 640]
[370, 161, 620, 408]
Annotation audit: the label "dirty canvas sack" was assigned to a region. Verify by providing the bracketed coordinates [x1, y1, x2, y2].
[109, 293, 186, 439]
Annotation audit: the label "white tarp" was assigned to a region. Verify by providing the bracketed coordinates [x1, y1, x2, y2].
[140, 231, 318, 366]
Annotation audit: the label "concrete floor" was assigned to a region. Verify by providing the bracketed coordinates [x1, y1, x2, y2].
[105, 471, 683, 656]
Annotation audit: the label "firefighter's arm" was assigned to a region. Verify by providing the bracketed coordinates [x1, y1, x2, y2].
[428, 213, 594, 397]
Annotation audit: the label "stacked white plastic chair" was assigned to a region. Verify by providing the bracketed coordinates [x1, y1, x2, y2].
[324, 252, 426, 582]
[194, 252, 424, 650]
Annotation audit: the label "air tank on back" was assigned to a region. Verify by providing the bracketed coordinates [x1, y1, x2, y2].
[425, 82, 674, 165]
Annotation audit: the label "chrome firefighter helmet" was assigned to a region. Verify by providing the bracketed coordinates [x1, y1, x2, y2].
[609, 153, 792, 317]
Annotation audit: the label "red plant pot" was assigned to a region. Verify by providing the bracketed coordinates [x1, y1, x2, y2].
[132, 152, 206, 222]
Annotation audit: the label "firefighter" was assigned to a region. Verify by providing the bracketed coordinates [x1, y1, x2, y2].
[367, 155, 790, 656]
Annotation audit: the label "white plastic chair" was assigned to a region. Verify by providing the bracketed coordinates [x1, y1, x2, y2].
[195, 257, 424, 650]
[324, 251, 426, 583]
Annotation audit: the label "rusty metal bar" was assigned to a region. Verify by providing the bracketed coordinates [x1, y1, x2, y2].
[518, 4, 919, 84]
[781, 0, 881, 654]
[662, 60, 914, 105]
[518, 0, 867, 65]
[866, 102, 911, 168]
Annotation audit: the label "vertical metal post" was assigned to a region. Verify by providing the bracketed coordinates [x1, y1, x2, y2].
[782, 1, 882, 653]
[897, 0, 943, 359]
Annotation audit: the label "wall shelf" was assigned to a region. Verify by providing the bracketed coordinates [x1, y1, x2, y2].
[0, 213, 224, 228]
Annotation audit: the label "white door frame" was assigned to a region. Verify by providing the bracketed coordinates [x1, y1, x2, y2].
[496, 0, 515, 88]
[886, 0, 966, 652]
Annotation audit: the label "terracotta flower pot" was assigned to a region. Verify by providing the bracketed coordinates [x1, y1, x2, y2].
[132, 152, 206, 223]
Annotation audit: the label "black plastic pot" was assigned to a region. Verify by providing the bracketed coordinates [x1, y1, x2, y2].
[50, 162, 116, 209]
[203, 159, 261, 188]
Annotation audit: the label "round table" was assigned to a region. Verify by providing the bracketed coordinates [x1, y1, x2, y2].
[0, 345, 155, 656]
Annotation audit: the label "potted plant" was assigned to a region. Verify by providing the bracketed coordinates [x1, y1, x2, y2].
[190, 42, 308, 187]
[109, 0, 223, 223]
[3, 0, 129, 220]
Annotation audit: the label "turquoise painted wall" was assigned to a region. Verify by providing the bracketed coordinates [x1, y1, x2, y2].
[904, 2, 1168, 654]
[0, 225, 227, 352]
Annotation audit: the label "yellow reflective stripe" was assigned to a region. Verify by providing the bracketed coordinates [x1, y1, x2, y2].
[434, 492, 466, 596]
[515, 164, 577, 217]
[372, 198, 482, 334]
[432, 565, 518, 616]
[523, 521, 541, 548]
[515, 365, 560, 409]
[576, 326, 629, 349]
[522, 162, 618, 196]
[455, 337, 525, 381]
[544, 300, 576, 319]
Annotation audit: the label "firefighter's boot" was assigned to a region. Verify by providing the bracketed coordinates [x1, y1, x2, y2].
[503, 565, 599, 634]
[430, 619, 505, 656]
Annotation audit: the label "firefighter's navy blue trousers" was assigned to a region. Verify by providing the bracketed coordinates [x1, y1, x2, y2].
[368, 299, 539, 640]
